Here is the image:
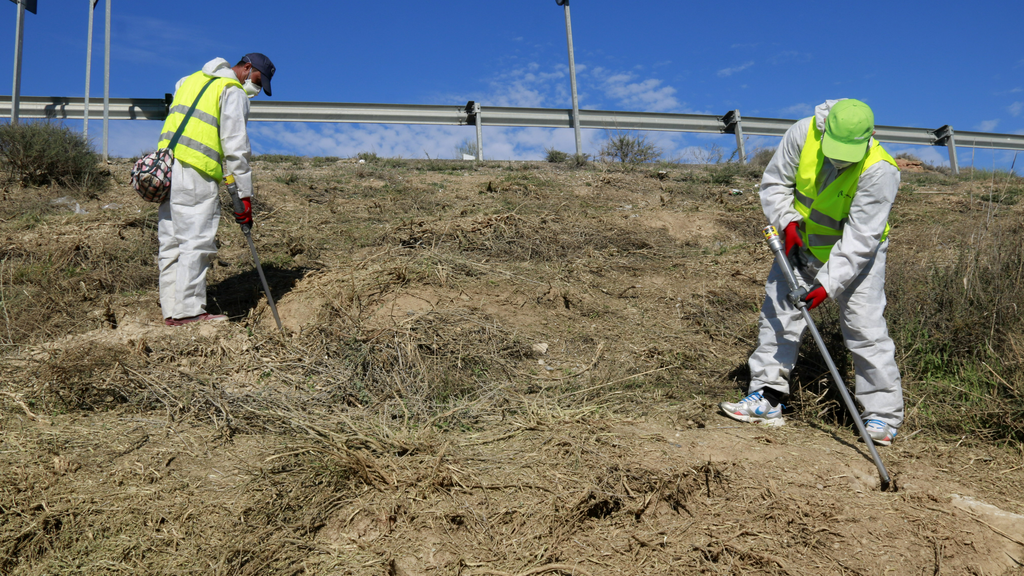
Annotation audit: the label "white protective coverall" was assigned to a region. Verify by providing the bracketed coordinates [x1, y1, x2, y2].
[749, 99, 904, 429]
[157, 58, 253, 320]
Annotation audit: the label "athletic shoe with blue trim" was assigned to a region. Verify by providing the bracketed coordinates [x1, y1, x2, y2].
[719, 391, 784, 427]
[864, 419, 897, 446]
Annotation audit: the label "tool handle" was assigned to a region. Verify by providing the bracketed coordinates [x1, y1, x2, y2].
[762, 226, 803, 296]
[224, 175, 251, 235]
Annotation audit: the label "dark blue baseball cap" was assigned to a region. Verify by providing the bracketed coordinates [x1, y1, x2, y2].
[242, 53, 276, 97]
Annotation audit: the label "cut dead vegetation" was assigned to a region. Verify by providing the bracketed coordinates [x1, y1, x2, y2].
[2, 148, 1024, 575]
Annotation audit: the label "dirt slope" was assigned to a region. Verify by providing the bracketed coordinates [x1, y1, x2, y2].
[2, 157, 1023, 575]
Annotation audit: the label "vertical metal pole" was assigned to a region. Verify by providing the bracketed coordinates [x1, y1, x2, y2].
[946, 129, 959, 176]
[10, 0, 26, 124]
[473, 102, 483, 161]
[561, 1, 582, 158]
[733, 109, 746, 164]
[84, 0, 96, 139]
[102, 0, 110, 161]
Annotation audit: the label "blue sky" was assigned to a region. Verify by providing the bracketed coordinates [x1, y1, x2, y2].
[3, 0, 1023, 170]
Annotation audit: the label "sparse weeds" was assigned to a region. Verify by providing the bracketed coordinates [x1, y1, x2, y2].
[310, 156, 340, 168]
[253, 153, 303, 165]
[887, 214, 1024, 442]
[274, 172, 300, 185]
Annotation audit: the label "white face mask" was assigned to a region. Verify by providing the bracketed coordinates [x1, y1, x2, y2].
[242, 69, 261, 99]
[828, 157, 854, 170]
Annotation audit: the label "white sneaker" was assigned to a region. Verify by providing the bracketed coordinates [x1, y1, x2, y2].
[864, 419, 897, 446]
[719, 391, 784, 427]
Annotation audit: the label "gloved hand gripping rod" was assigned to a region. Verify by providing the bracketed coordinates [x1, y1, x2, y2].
[762, 225, 891, 491]
[225, 175, 284, 333]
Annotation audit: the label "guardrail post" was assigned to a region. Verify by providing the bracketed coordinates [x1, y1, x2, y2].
[10, 0, 26, 124]
[722, 110, 746, 164]
[933, 125, 959, 175]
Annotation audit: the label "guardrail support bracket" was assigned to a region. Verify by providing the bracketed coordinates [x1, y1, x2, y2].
[722, 109, 746, 164]
[933, 125, 959, 175]
[466, 101, 483, 161]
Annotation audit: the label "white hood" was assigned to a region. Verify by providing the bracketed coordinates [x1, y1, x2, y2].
[201, 57, 238, 81]
[813, 99, 844, 133]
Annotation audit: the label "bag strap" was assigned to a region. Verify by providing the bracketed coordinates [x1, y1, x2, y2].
[167, 76, 220, 150]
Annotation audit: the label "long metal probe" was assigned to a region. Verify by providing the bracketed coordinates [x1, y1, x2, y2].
[225, 176, 284, 333]
[762, 225, 891, 491]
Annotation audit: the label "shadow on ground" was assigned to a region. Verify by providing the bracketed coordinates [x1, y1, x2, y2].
[207, 264, 312, 320]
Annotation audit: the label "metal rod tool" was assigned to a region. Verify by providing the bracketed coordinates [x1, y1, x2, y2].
[762, 225, 891, 491]
[225, 175, 284, 333]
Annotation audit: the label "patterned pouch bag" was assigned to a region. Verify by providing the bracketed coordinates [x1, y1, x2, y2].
[130, 148, 174, 203]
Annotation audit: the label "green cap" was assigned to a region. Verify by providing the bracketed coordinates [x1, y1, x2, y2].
[822, 99, 874, 163]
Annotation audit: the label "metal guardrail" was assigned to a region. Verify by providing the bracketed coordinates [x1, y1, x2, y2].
[4, 95, 1024, 174]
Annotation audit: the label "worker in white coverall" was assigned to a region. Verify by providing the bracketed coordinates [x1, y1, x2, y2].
[157, 53, 275, 326]
[719, 99, 903, 446]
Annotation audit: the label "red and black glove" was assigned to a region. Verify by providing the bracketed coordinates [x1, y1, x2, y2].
[234, 197, 252, 226]
[784, 221, 803, 255]
[789, 282, 828, 310]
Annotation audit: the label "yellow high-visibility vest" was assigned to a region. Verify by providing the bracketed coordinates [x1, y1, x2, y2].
[158, 71, 243, 182]
[793, 120, 898, 263]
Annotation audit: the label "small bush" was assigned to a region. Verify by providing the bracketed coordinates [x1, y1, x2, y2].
[357, 151, 380, 163]
[545, 148, 569, 163]
[454, 138, 478, 160]
[570, 153, 590, 168]
[0, 122, 102, 190]
[599, 131, 662, 164]
[748, 147, 777, 171]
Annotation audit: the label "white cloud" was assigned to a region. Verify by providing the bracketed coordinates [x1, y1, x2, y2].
[717, 61, 754, 77]
[1010, 102, 1023, 117]
[597, 73, 679, 112]
[976, 119, 1000, 132]
[780, 103, 813, 118]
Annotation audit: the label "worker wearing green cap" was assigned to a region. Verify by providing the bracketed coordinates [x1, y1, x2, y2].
[719, 99, 903, 447]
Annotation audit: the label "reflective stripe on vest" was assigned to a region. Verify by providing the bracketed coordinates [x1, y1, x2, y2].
[792, 120, 898, 263]
[157, 71, 243, 181]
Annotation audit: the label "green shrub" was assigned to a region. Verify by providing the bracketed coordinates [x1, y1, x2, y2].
[357, 151, 380, 163]
[545, 147, 569, 163]
[599, 131, 662, 164]
[0, 122, 102, 189]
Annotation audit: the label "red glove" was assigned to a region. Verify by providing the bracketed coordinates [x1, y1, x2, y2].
[784, 221, 803, 255]
[234, 197, 252, 225]
[793, 283, 828, 310]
